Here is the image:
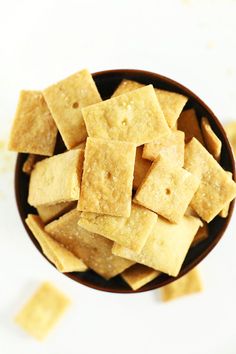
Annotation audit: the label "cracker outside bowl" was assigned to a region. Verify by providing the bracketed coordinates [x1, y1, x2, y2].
[15, 69, 235, 293]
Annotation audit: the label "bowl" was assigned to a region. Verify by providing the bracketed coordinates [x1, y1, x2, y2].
[15, 69, 235, 293]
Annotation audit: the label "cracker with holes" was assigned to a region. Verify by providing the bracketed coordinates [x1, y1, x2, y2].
[43, 69, 102, 149]
[201, 117, 222, 161]
[112, 215, 202, 276]
[15, 282, 70, 340]
[82, 85, 170, 145]
[8, 91, 57, 155]
[184, 138, 236, 222]
[45, 209, 134, 279]
[161, 268, 202, 301]
[112, 80, 188, 128]
[78, 204, 157, 253]
[134, 155, 200, 223]
[28, 149, 84, 206]
[26, 214, 87, 272]
[178, 108, 204, 144]
[37, 201, 77, 224]
[133, 146, 152, 189]
[143, 130, 185, 165]
[121, 264, 160, 291]
[78, 138, 136, 217]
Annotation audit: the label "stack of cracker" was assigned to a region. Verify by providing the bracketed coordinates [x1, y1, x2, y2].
[9, 71, 236, 291]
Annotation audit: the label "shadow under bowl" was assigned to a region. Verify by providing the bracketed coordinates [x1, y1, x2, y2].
[15, 69, 235, 293]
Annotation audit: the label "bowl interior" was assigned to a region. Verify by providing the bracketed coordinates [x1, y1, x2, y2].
[15, 69, 235, 293]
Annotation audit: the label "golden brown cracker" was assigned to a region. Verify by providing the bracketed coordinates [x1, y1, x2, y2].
[184, 138, 236, 222]
[22, 154, 37, 175]
[82, 85, 170, 145]
[15, 282, 70, 340]
[43, 69, 102, 149]
[112, 216, 202, 277]
[78, 204, 157, 253]
[133, 146, 152, 190]
[78, 138, 136, 217]
[178, 108, 204, 144]
[134, 155, 200, 223]
[37, 201, 77, 224]
[201, 117, 222, 161]
[224, 121, 236, 155]
[121, 264, 160, 291]
[28, 149, 84, 206]
[8, 91, 57, 156]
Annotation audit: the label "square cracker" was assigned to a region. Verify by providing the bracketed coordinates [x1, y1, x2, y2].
[8, 91, 57, 156]
[184, 138, 236, 222]
[201, 117, 222, 162]
[161, 268, 202, 301]
[143, 130, 185, 166]
[28, 149, 84, 206]
[78, 204, 157, 253]
[37, 201, 77, 224]
[26, 214, 88, 272]
[78, 138, 136, 217]
[15, 282, 70, 340]
[43, 69, 101, 149]
[121, 264, 160, 291]
[112, 215, 202, 277]
[82, 85, 170, 145]
[133, 146, 152, 190]
[134, 155, 200, 223]
[112, 80, 188, 128]
[178, 108, 204, 144]
[45, 209, 134, 279]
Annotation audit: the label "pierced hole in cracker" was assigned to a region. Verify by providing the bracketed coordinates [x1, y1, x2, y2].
[107, 171, 112, 179]
[72, 102, 79, 109]
[121, 119, 127, 126]
[165, 188, 171, 195]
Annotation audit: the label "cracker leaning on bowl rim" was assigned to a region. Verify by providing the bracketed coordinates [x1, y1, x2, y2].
[121, 264, 160, 291]
[82, 85, 170, 145]
[178, 108, 204, 144]
[28, 149, 84, 207]
[43, 69, 102, 149]
[15, 282, 70, 340]
[78, 137, 136, 217]
[78, 203, 157, 253]
[201, 116, 222, 162]
[26, 214, 88, 272]
[134, 154, 200, 223]
[112, 215, 202, 277]
[45, 209, 134, 280]
[184, 138, 236, 222]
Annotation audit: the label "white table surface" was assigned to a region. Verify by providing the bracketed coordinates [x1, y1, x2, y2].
[0, 1, 236, 353]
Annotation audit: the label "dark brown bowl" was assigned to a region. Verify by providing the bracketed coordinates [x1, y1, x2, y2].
[15, 69, 235, 293]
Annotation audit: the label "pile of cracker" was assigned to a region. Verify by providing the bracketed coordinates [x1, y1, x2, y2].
[9, 69, 236, 291]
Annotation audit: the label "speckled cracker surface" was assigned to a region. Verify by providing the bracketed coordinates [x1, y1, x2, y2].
[15, 282, 70, 340]
[26, 214, 87, 272]
[112, 216, 202, 277]
[184, 138, 236, 222]
[161, 268, 202, 301]
[143, 130, 185, 165]
[201, 117, 222, 161]
[8, 91, 57, 156]
[82, 85, 170, 145]
[134, 155, 200, 223]
[178, 108, 204, 144]
[78, 138, 136, 217]
[133, 146, 152, 189]
[37, 201, 77, 223]
[46, 209, 134, 279]
[43, 69, 101, 149]
[155, 89, 188, 128]
[28, 149, 84, 206]
[78, 204, 157, 253]
[121, 264, 160, 291]
[112, 80, 188, 128]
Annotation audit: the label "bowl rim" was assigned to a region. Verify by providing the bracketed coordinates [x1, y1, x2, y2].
[15, 68, 236, 294]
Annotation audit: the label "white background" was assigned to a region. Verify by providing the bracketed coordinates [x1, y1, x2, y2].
[0, 0, 236, 353]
